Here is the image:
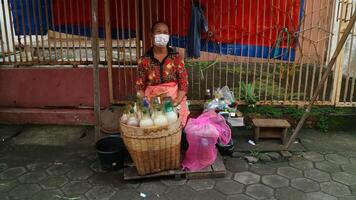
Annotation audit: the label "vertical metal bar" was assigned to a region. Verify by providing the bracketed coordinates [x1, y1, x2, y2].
[0, 17, 5, 63]
[212, 0, 216, 91]
[63, 0, 70, 60]
[317, 0, 330, 101]
[278, 2, 293, 100]
[323, 0, 336, 101]
[309, 1, 322, 100]
[297, 1, 309, 101]
[198, 0, 202, 99]
[135, 0, 140, 59]
[35, 0, 45, 61]
[190, 0, 194, 97]
[177, 0, 180, 52]
[290, 0, 303, 102]
[239, 0, 245, 100]
[76, 0, 82, 62]
[259, 0, 267, 100]
[245, 0, 252, 94]
[226, 0, 231, 88]
[253, 0, 259, 96]
[232, 0, 237, 94]
[91, 0, 101, 141]
[105, 0, 114, 104]
[7, 0, 18, 63]
[219, 0, 223, 88]
[50, 0, 58, 61]
[120, 0, 127, 96]
[283, 0, 295, 101]
[303, 0, 316, 101]
[43, 0, 53, 62]
[205, 1, 209, 93]
[343, 3, 355, 102]
[69, 0, 77, 62]
[56, 0, 64, 60]
[24, 0, 34, 60]
[1, 0, 12, 62]
[141, 0, 146, 52]
[12, 0, 23, 62]
[30, 0, 40, 61]
[156, 0, 160, 21]
[128, 0, 134, 96]
[265, 0, 274, 101]
[149, 0, 152, 48]
[18, 0, 29, 61]
[115, 0, 121, 100]
[271, 0, 281, 101]
[82, 0, 89, 61]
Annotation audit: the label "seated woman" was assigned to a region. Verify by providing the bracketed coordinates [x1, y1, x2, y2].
[136, 21, 190, 126]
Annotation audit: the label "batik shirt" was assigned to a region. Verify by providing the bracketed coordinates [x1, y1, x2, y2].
[136, 47, 188, 92]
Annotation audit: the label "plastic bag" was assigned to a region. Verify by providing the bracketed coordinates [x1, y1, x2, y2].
[220, 86, 235, 105]
[182, 111, 231, 170]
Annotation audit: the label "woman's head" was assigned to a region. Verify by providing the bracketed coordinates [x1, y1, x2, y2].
[151, 21, 170, 47]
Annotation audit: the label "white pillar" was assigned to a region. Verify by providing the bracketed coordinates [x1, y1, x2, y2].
[0, 0, 15, 54]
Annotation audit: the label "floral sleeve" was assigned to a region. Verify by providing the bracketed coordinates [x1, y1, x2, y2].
[174, 55, 188, 92]
[135, 58, 147, 91]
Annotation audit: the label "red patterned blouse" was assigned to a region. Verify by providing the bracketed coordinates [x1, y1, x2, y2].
[136, 47, 188, 92]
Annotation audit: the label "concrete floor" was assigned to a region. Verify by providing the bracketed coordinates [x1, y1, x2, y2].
[0, 124, 355, 200]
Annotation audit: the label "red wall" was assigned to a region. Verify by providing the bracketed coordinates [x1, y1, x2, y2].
[0, 67, 110, 108]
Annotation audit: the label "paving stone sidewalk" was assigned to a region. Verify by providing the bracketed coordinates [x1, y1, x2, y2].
[0, 126, 356, 200]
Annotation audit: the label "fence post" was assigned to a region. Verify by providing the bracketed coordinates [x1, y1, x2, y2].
[91, 0, 101, 141]
[331, 0, 352, 106]
[104, 0, 114, 104]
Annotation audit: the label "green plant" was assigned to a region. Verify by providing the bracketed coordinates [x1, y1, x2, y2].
[241, 83, 257, 106]
[249, 149, 261, 158]
[316, 116, 329, 133]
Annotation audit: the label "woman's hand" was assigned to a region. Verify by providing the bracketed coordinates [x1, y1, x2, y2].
[173, 99, 181, 107]
[137, 90, 145, 98]
[174, 90, 186, 106]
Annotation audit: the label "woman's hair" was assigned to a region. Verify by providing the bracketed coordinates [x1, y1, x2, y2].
[151, 21, 170, 33]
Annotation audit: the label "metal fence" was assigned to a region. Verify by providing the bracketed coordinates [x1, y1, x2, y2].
[0, 0, 355, 107]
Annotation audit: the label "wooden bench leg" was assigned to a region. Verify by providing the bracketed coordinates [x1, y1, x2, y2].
[254, 127, 260, 144]
[281, 128, 288, 145]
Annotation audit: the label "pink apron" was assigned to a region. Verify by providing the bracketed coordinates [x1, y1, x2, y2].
[145, 82, 190, 127]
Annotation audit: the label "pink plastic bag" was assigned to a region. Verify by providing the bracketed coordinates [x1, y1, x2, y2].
[182, 111, 231, 171]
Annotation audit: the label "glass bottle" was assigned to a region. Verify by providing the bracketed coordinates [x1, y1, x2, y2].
[139, 108, 154, 128]
[127, 108, 139, 127]
[163, 97, 178, 123]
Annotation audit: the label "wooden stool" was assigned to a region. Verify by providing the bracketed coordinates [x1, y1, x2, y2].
[252, 119, 290, 145]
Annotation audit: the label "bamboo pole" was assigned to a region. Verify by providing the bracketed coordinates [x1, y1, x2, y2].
[104, 0, 114, 104]
[285, 11, 356, 150]
[91, 0, 101, 141]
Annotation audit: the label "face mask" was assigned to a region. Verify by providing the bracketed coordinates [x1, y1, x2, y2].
[154, 34, 169, 47]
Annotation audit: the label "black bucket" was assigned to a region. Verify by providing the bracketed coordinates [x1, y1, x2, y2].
[95, 135, 125, 171]
[217, 138, 235, 156]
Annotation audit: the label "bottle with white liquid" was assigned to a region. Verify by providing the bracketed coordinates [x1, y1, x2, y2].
[153, 107, 168, 126]
[163, 97, 178, 123]
[127, 109, 139, 127]
[139, 108, 154, 128]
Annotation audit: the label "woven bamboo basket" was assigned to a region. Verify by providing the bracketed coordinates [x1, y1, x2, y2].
[120, 119, 182, 175]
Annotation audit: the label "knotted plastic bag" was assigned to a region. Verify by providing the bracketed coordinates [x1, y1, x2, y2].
[182, 111, 231, 171]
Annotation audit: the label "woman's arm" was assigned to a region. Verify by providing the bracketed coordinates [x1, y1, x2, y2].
[174, 56, 188, 106]
[136, 58, 147, 96]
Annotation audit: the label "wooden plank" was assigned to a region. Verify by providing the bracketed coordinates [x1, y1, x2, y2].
[124, 166, 185, 180]
[124, 153, 226, 180]
[252, 119, 290, 128]
[211, 153, 226, 173]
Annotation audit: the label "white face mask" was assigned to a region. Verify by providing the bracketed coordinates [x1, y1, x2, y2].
[154, 34, 170, 47]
